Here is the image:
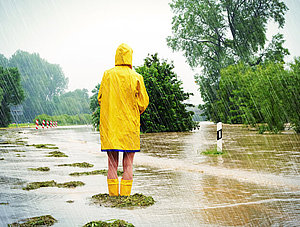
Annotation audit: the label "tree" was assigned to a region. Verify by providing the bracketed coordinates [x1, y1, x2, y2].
[8, 50, 68, 121]
[216, 59, 300, 133]
[0, 66, 24, 127]
[135, 54, 197, 132]
[167, 0, 288, 121]
[287, 58, 300, 132]
[51, 89, 91, 116]
[90, 54, 197, 132]
[90, 84, 100, 129]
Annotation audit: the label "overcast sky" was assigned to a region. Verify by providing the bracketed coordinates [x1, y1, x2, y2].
[0, 0, 300, 105]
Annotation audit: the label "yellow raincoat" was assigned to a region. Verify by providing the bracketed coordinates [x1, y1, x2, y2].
[98, 43, 149, 152]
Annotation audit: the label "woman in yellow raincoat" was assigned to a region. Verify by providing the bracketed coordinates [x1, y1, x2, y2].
[98, 43, 149, 196]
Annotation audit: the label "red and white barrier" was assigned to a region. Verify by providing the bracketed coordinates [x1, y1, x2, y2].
[36, 120, 57, 130]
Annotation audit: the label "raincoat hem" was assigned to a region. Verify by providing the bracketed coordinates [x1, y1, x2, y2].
[101, 149, 140, 152]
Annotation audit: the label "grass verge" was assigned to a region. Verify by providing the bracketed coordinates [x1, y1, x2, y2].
[92, 193, 155, 208]
[8, 215, 57, 226]
[70, 169, 123, 177]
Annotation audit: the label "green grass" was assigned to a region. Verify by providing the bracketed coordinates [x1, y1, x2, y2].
[201, 147, 225, 155]
[0, 202, 9, 205]
[23, 180, 85, 190]
[28, 167, 50, 172]
[92, 193, 155, 208]
[70, 169, 123, 177]
[8, 215, 57, 226]
[27, 144, 59, 149]
[83, 219, 134, 227]
[58, 162, 94, 168]
[47, 151, 68, 157]
[7, 123, 35, 128]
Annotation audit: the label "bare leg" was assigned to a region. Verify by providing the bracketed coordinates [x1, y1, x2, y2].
[122, 152, 135, 180]
[107, 152, 119, 179]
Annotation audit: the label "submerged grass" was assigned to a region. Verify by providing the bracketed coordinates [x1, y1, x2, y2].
[58, 162, 94, 168]
[8, 215, 57, 226]
[27, 144, 59, 149]
[23, 180, 85, 190]
[83, 219, 134, 227]
[16, 154, 26, 157]
[201, 147, 226, 156]
[28, 167, 50, 172]
[70, 169, 123, 177]
[92, 193, 155, 208]
[47, 151, 68, 157]
[0, 140, 26, 146]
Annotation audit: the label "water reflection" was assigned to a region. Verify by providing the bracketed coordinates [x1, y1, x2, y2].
[0, 123, 299, 226]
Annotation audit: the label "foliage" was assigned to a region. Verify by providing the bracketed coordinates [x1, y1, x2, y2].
[27, 144, 58, 149]
[201, 147, 225, 155]
[90, 55, 197, 133]
[28, 167, 50, 171]
[0, 66, 24, 127]
[58, 162, 94, 168]
[214, 59, 300, 133]
[8, 50, 68, 121]
[23, 180, 85, 190]
[83, 219, 134, 227]
[92, 193, 155, 208]
[287, 58, 300, 132]
[8, 215, 57, 227]
[51, 89, 91, 115]
[167, 0, 289, 121]
[70, 169, 123, 176]
[135, 54, 197, 132]
[90, 84, 100, 129]
[34, 113, 91, 126]
[47, 151, 68, 157]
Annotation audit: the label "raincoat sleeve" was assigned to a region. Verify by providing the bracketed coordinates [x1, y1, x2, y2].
[97, 72, 106, 106]
[137, 75, 149, 114]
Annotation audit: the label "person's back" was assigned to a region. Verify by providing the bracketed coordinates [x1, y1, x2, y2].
[98, 43, 149, 196]
[98, 43, 148, 152]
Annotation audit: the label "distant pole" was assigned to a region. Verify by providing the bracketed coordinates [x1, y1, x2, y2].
[36, 119, 39, 130]
[47, 121, 49, 129]
[42, 120, 45, 129]
[50, 120, 52, 128]
[217, 122, 222, 152]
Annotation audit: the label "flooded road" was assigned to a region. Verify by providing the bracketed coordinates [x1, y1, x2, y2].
[0, 123, 299, 226]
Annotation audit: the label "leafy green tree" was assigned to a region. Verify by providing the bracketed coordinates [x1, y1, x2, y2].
[51, 89, 91, 116]
[286, 58, 300, 132]
[9, 50, 68, 121]
[90, 54, 197, 132]
[135, 54, 197, 132]
[90, 84, 100, 130]
[0, 66, 24, 127]
[216, 59, 300, 133]
[0, 54, 9, 68]
[167, 0, 288, 121]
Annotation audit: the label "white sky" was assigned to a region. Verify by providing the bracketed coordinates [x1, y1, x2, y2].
[0, 0, 300, 105]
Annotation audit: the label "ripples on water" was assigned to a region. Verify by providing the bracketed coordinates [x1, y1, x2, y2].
[0, 123, 299, 226]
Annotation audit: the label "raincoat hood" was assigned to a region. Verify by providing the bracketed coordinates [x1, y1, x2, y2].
[115, 43, 133, 68]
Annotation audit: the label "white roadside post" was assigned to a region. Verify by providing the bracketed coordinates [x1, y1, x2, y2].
[217, 122, 222, 152]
